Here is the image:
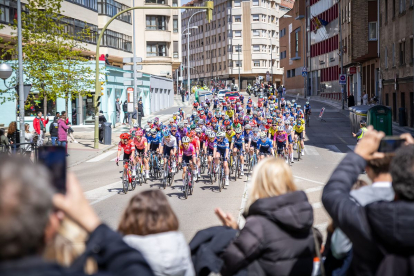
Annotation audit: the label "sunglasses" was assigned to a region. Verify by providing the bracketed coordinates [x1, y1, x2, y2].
[183, 142, 189, 145]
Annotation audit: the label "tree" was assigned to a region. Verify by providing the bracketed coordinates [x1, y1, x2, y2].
[2, 0, 95, 116]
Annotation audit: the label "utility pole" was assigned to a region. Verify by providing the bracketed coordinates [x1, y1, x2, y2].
[270, 38, 273, 84]
[132, 0, 137, 110]
[238, 44, 241, 89]
[17, 0, 24, 145]
[187, 10, 205, 97]
[339, 2, 345, 109]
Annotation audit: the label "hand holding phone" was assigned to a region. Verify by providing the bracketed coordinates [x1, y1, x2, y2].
[378, 136, 406, 153]
[38, 146, 67, 194]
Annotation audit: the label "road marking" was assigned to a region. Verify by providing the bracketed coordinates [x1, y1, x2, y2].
[87, 150, 117, 162]
[347, 145, 356, 151]
[326, 145, 341, 153]
[304, 186, 324, 193]
[237, 178, 251, 228]
[304, 145, 319, 155]
[312, 202, 323, 209]
[294, 175, 325, 185]
[84, 180, 123, 205]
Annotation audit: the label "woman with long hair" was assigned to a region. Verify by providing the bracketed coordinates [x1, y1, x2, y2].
[215, 157, 315, 276]
[23, 123, 35, 157]
[58, 114, 70, 156]
[7, 121, 20, 151]
[118, 190, 194, 276]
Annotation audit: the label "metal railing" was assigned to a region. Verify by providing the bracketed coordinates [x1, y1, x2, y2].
[0, 142, 39, 161]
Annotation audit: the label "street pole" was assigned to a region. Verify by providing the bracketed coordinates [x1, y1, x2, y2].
[270, 38, 273, 84]
[132, 0, 137, 113]
[303, 21, 307, 98]
[339, 2, 345, 109]
[187, 10, 204, 98]
[17, 0, 24, 145]
[238, 44, 241, 89]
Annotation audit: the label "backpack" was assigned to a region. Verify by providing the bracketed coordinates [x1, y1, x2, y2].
[123, 102, 128, 112]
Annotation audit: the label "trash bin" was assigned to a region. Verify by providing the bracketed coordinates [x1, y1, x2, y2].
[353, 105, 370, 133]
[103, 122, 112, 145]
[348, 95, 355, 107]
[367, 105, 393, 135]
[399, 107, 407, 127]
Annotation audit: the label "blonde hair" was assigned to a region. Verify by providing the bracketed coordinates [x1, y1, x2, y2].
[246, 157, 297, 213]
[44, 218, 97, 274]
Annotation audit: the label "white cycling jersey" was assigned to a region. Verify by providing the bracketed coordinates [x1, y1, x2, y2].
[161, 136, 177, 148]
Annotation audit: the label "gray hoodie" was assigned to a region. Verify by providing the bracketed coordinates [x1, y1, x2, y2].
[123, 231, 195, 276]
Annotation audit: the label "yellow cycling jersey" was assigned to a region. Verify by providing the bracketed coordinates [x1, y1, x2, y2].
[294, 125, 305, 133]
[226, 130, 236, 141]
[226, 110, 234, 118]
[269, 127, 278, 137]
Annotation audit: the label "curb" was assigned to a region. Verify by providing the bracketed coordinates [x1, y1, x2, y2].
[68, 143, 117, 168]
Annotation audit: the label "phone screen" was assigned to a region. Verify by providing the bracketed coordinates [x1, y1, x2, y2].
[378, 137, 405, 153]
[38, 146, 67, 194]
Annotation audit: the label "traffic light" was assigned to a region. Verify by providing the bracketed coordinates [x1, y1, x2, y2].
[206, 1, 213, 23]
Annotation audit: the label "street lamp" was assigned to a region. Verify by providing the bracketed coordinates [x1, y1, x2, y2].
[0, 64, 12, 80]
[186, 10, 204, 97]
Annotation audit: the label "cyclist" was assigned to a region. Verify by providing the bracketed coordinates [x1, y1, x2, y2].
[160, 129, 177, 176]
[304, 101, 311, 120]
[116, 133, 135, 173]
[179, 136, 197, 189]
[293, 119, 305, 156]
[257, 132, 274, 161]
[130, 123, 139, 135]
[284, 120, 294, 163]
[188, 130, 201, 179]
[133, 129, 149, 179]
[231, 128, 245, 176]
[215, 131, 230, 186]
[274, 126, 289, 163]
[204, 131, 217, 174]
[225, 125, 235, 142]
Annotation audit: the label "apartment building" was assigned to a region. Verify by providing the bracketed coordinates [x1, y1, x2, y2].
[181, 0, 283, 90]
[279, 0, 306, 96]
[135, 0, 182, 77]
[380, 0, 414, 126]
[307, 0, 340, 97]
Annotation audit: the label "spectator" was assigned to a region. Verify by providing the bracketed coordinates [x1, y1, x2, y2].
[180, 87, 185, 102]
[7, 121, 20, 151]
[98, 110, 107, 144]
[322, 129, 414, 276]
[33, 111, 49, 146]
[53, 112, 60, 122]
[67, 123, 78, 144]
[138, 98, 144, 128]
[0, 128, 9, 149]
[23, 123, 35, 157]
[123, 101, 129, 125]
[58, 114, 70, 156]
[362, 92, 368, 105]
[119, 190, 194, 276]
[283, 85, 286, 96]
[215, 158, 315, 276]
[49, 116, 59, 146]
[0, 156, 154, 276]
[115, 98, 121, 123]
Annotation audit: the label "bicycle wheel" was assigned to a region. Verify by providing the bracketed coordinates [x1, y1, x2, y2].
[297, 141, 301, 161]
[217, 167, 223, 192]
[122, 173, 128, 194]
[183, 176, 188, 199]
[221, 170, 226, 189]
[169, 171, 174, 186]
[200, 157, 206, 174]
[234, 156, 239, 181]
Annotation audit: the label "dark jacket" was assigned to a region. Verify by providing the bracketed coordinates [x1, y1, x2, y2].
[322, 152, 414, 276]
[49, 119, 59, 137]
[138, 102, 144, 116]
[7, 130, 20, 148]
[131, 110, 138, 120]
[122, 102, 128, 113]
[221, 191, 315, 276]
[0, 224, 154, 276]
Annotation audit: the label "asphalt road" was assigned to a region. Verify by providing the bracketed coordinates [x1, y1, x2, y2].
[70, 94, 357, 241]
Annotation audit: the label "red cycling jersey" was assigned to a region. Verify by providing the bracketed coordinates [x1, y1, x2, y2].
[118, 140, 135, 154]
[191, 136, 200, 152]
[133, 137, 147, 150]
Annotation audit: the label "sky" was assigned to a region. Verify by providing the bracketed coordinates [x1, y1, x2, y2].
[181, 0, 191, 4]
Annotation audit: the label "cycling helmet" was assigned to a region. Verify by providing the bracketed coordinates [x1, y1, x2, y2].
[178, 107, 182, 111]
[169, 118, 174, 123]
[220, 125, 226, 131]
[190, 124, 196, 130]
[292, 100, 296, 103]
[195, 128, 202, 133]
[136, 130, 144, 136]
[147, 119, 152, 124]
[192, 112, 197, 116]
[182, 136, 190, 143]
[297, 120, 302, 126]
[133, 123, 139, 128]
[178, 122, 184, 128]
[260, 132, 267, 139]
[198, 119, 204, 124]
[150, 128, 157, 135]
[253, 127, 260, 132]
[120, 133, 130, 140]
[211, 117, 218, 123]
[277, 126, 284, 131]
[226, 125, 232, 131]
[208, 132, 216, 139]
[297, 105, 302, 108]
[224, 120, 231, 126]
[188, 130, 196, 137]
[170, 126, 177, 131]
[216, 131, 225, 138]
[162, 130, 171, 137]
[267, 118, 272, 124]
[245, 124, 252, 130]
[238, 107, 243, 112]
[154, 117, 159, 122]
[235, 128, 242, 134]
[306, 101, 310, 105]
[360, 119, 366, 126]
[224, 115, 230, 120]
[183, 120, 188, 124]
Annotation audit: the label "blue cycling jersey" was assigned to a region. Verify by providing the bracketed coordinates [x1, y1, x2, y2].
[243, 131, 252, 143]
[232, 134, 244, 146]
[148, 134, 162, 144]
[216, 138, 229, 150]
[258, 138, 273, 151]
[251, 133, 260, 143]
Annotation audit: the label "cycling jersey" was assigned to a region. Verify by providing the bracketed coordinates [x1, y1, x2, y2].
[258, 138, 273, 152]
[148, 134, 162, 144]
[133, 137, 147, 150]
[118, 140, 135, 155]
[225, 130, 235, 142]
[178, 128, 188, 137]
[216, 138, 230, 150]
[268, 127, 278, 138]
[179, 144, 196, 157]
[274, 132, 288, 142]
[232, 134, 244, 147]
[206, 138, 217, 150]
[161, 136, 177, 148]
[294, 125, 305, 133]
[243, 131, 252, 144]
[226, 110, 234, 118]
[191, 136, 200, 152]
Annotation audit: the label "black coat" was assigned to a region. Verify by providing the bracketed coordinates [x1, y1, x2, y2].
[322, 152, 414, 276]
[49, 119, 59, 137]
[7, 130, 20, 148]
[0, 224, 154, 276]
[221, 191, 315, 276]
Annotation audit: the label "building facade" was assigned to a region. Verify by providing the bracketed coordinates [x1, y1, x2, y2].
[181, 0, 284, 90]
[134, 0, 182, 78]
[279, 0, 306, 96]
[380, 0, 414, 126]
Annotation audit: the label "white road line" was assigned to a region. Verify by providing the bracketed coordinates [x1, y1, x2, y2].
[326, 145, 341, 153]
[87, 150, 117, 162]
[304, 145, 319, 155]
[347, 145, 356, 151]
[237, 178, 251, 228]
[84, 180, 123, 205]
[294, 175, 325, 185]
[304, 186, 324, 193]
[312, 202, 323, 209]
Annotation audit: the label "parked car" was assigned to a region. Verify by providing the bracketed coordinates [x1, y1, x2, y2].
[218, 89, 230, 102]
[225, 91, 241, 102]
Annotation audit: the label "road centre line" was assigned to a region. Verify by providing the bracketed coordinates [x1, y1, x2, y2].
[294, 175, 325, 185]
[84, 180, 122, 205]
[87, 150, 117, 162]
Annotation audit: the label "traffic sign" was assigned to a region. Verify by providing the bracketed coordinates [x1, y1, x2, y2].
[339, 74, 347, 85]
[302, 71, 307, 77]
[302, 67, 307, 72]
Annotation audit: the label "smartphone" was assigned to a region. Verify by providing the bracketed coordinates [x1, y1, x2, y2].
[38, 146, 67, 194]
[378, 136, 405, 153]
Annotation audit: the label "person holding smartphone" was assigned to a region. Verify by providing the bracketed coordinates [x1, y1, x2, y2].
[58, 114, 70, 156]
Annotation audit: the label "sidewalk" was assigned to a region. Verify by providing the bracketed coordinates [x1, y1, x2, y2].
[67, 137, 118, 167]
[286, 93, 414, 136]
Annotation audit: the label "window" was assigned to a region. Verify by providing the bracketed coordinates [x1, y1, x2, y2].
[393, 43, 396, 66]
[348, 2, 351, 22]
[235, 45, 242, 52]
[146, 42, 167, 57]
[253, 29, 260, 36]
[399, 0, 406, 13]
[253, 45, 260, 52]
[98, 0, 131, 23]
[280, 28, 286, 37]
[253, 14, 259, 21]
[295, 31, 299, 54]
[173, 15, 178, 33]
[100, 29, 132, 52]
[410, 38, 414, 64]
[253, 0, 259, 6]
[172, 0, 178, 7]
[368, 22, 377, 40]
[253, 60, 260, 67]
[146, 15, 168, 30]
[291, 69, 296, 77]
[235, 60, 242, 67]
[235, 30, 241, 37]
[229, 59, 233, 67]
[145, 0, 166, 4]
[173, 41, 178, 58]
[62, 17, 98, 44]
[287, 70, 291, 78]
[234, 15, 241, 22]
[234, 0, 241, 7]
[67, 0, 97, 11]
[280, 51, 286, 59]
[400, 41, 406, 65]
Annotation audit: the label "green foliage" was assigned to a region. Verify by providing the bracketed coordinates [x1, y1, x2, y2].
[1, 0, 95, 113]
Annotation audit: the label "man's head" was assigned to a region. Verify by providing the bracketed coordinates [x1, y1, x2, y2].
[55, 112, 60, 117]
[37, 111, 42, 117]
[116, 98, 119, 102]
[61, 111, 66, 116]
[366, 155, 393, 182]
[390, 146, 414, 201]
[360, 120, 366, 127]
[0, 155, 56, 261]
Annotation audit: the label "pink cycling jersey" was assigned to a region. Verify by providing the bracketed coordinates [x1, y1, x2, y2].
[133, 136, 147, 150]
[274, 132, 288, 142]
[179, 144, 195, 157]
